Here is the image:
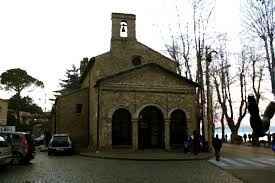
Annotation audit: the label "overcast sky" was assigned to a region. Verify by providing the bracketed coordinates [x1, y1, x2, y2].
[0, 0, 242, 112]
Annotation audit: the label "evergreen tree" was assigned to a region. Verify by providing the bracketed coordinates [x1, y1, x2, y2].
[59, 65, 80, 94]
[8, 95, 43, 114]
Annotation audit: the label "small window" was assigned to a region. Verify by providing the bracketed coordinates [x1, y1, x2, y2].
[76, 104, 82, 114]
[132, 56, 142, 66]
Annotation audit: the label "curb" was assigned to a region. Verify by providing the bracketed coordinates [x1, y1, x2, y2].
[79, 152, 213, 161]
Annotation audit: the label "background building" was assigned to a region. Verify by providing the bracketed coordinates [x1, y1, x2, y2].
[0, 99, 8, 126]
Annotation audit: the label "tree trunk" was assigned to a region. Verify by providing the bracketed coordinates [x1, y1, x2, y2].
[15, 94, 21, 125]
[230, 127, 242, 144]
[197, 54, 205, 138]
[221, 113, 225, 142]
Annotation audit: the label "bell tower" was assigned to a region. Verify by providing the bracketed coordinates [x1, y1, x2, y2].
[111, 13, 136, 41]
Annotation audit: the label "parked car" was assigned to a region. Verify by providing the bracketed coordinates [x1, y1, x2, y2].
[0, 136, 13, 166]
[48, 134, 73, 155]
[33, 134, 45, 146]
[0, 132, 35, 164]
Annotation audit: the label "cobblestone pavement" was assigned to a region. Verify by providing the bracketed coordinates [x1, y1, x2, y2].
[0, 152, 242, 183]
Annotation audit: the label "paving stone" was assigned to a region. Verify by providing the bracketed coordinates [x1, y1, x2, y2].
[0, 152, 242, 183]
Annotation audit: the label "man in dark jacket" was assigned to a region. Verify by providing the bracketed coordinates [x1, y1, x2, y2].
[193, 130, 200, 155]
[212, 135, 222, 161]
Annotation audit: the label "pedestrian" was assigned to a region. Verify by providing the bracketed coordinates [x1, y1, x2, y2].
[183, 136, 188, 153]
[248, 134, 252, 143]
[187, 135, 192, 151]
[243, 133, 247, 143]
[212, 134, 222, 161]
[192, 130, 200, 155]
[267, 133, 271, 146]
[44, 130, 51, 147]
[272, 134, 275, 152]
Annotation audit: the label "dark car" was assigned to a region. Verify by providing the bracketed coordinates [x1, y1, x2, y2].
[0, 136, 13, 166]
[0, 132, 35, 164]
[48, 134, 73, 155]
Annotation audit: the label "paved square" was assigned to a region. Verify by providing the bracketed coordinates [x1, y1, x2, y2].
[0, 152, 242, 183]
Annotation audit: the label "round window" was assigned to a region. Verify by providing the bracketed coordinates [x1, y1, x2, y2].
[132, 56, 142, 66]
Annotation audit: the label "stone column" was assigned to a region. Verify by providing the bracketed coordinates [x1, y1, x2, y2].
[164, 119, 170, 151]
[132, 119, 138, 151]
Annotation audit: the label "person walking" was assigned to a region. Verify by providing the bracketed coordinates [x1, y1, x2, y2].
[192, 130, 200, 155]
[267, 133, 271, 146]
[272, 134, 275, 152]
[212, 135, 222, 161]
[248, 134, 252, 143]
[243, 133, 247, 143]
[224, 134, 228, 143]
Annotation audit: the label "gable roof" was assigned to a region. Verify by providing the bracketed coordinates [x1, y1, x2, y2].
[79, 41, 178, 84]
[95, 63, 200, 87]
[136, 41, 177, 66]
[80, 52, 110, 83]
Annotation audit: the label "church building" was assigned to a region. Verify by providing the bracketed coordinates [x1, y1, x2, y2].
[54, 13, 200, 151]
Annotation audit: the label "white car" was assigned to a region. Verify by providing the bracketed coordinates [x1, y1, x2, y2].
[0, 136, 13, 166]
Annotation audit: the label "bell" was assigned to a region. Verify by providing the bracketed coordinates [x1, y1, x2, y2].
[121, 25, 126, 32]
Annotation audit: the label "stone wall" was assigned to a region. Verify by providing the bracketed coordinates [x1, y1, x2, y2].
[97, 90, 197, 150]
[55, 88, 89, 149]
[97, 69, 198, 150]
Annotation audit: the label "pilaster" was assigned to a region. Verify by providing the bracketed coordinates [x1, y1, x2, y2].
[132, 119, 138, 151]
[164, 119, 170, 151]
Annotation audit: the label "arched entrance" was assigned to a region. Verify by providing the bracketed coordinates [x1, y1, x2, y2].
[138, 106, 164, 149]
[112, 108, 132, 146]
[170, 109, 187, 148]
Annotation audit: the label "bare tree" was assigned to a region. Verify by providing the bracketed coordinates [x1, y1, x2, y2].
[165, 0, 216, 146]
[165, 38, 183, 76]
[211, 47, 248, 143]
[165, 23, 192, 79]
[243, 0, 275, 94]
[245, 46, 265, 104]
[192, 0, 216, 144]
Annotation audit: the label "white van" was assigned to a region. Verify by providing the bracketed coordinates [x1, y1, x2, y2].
[0, 136, 13, 166]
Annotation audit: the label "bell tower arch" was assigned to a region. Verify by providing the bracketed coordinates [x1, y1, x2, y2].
[111, 13, 136, 40]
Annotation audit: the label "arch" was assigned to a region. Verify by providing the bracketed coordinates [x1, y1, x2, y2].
[120, 20, 128, 37]
[168, 108, 189, 120]
[170, 109, 188, 148]
[108, 105, 131, 119]
[138, 105, 165, 149]
[134, 103, 166, 119]
[112, 108, 132, 146]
